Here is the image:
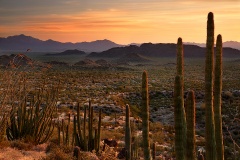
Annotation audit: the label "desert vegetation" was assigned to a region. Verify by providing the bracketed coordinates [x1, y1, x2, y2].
[0, 12, 240, 160]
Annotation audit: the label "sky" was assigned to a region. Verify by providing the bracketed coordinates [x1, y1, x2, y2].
[0, 0, 240, 44]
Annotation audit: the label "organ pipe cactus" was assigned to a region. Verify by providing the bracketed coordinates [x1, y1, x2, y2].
[174, 75, 187, 160]
[6, 84, 58, 144]
[205, 12, 217, 160]
[68, 100, 102, 152]
[186, 90, 196, 160]
[214, 34, 224, 160]
[125, 104, 131, 160]
[141, 71, 152, 160]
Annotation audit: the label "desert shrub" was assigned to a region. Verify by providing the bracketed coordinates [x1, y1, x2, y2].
[10, 140, 34, 150]
[0, 140, 10, 149]
[101, 129, 124, 140]
[44, 142, 74, 160]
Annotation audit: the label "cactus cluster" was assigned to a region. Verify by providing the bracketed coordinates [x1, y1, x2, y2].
[6, 83, 58, 144]
[58, 100, 102, 152]
[173, 12, 224, 160]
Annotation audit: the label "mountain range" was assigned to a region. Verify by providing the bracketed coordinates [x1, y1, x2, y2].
[0, 34, 122, 52]
[0, 34, 240, 61]
[1, 34, 240, 53]
[88, 43, 240, 58]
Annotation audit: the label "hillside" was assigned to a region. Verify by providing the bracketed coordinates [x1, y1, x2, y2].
[88, 43, 240, 58]
[45, 49, 86, 56]
[0, 54, 33, 67]
[115, 53, 151, 63]
[74, 59, 100, 67]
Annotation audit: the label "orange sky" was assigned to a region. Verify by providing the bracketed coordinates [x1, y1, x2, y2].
[0, 0, 240, 44]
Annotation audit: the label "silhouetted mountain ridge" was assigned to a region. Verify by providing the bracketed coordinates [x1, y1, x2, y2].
[88, 43, 240, 58]
[186, 41, 240, 50]
[0, 34, 122, 52]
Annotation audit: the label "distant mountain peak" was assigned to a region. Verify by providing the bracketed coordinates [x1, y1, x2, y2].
[8, 34, 32, 39]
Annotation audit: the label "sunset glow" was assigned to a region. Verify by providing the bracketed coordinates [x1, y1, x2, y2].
[0, 0, 240, 44]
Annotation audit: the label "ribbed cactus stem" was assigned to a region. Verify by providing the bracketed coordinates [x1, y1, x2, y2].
[97, 109, 102, 152]
[186, 91, 196, 160]
[177, 37, 184, 76]
[125, 104, 131, 160]
[214, 34, 224, 160]
[65, 124, 69, 145]
[141, 71, 152, 160]
[58, 126, 61, 145]
[83, 106, 87, 150]
[77, 103, 83, 145]
[174, 75, 187, 160]
[88, 100, 93, 150]
[73, 115, 78, 146]
[152, 142, 156, 160]
[94, 128, 97, 151]
[205, 12, 217, 160]
[62, 119, 65, 144]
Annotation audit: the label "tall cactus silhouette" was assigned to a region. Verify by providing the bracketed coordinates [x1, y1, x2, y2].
[125, 104, 131, 160]
[205, 12, 217, 159]
[186, 90, 196, 160]
[177, 37, 184, 76]
[174, 37, 187, 160]
[174, 75, 187, 160]
[214, 34, 224, 160]
[141, 71, 152, 160]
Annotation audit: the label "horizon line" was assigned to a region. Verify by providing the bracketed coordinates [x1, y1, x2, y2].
[1, 33, 239, 45]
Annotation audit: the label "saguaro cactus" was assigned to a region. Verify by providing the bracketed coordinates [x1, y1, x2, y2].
[177, 37, 184, 76]
[141, 71, 152, 160]
[174, 75, 187, 160]
[214, 34, 224, 160]
[205, 12, 217, 160]
[125, 104, 131, 160]
[186, 90, 196, 160]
